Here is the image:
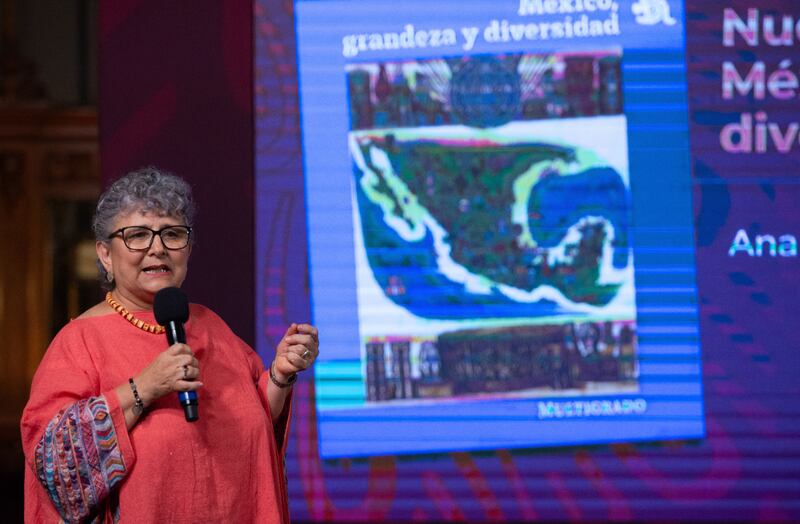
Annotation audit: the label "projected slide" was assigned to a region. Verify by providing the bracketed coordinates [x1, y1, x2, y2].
[296, 0, 704, 458]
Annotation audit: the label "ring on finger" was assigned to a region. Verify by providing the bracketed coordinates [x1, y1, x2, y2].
[302, 349, 311, 360]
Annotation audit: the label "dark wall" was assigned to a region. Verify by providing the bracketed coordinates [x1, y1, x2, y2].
[98, 1, 255, 344]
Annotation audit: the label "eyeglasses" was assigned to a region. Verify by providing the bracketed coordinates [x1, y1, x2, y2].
[108, 225, 192, 251]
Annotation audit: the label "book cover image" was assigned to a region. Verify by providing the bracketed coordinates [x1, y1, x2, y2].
[345, 51, 638, 407]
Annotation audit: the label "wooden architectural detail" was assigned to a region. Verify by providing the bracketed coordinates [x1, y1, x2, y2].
[0, 107, 99, 424]
[44, 150, 95, 184]
[0, 0, 48, 104]
[0, 150, 25, 213]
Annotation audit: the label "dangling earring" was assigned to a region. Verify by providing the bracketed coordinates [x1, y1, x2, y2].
[106, 272, 114, 283]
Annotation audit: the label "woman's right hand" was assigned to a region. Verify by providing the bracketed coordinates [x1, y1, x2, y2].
[135, 343, 202, 407]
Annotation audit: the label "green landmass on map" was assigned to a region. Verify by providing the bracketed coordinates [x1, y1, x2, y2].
[352, 131, 629, 306]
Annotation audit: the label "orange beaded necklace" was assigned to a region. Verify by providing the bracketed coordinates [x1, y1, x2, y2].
[105, 292, 165, 334]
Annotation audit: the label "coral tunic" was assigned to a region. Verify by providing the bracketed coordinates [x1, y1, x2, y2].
[21, 305, 291, 523]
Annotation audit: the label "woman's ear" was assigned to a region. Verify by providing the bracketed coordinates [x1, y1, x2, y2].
[96, 241, 112, 274]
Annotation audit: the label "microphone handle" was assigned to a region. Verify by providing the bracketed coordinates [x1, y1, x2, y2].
[166, 320, 199, 422]
[165, 321, 185, 345]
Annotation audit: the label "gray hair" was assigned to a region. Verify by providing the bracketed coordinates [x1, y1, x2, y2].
[93, 166, 196, 289]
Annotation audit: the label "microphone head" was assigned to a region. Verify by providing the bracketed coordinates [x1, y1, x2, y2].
[153, 287, 190, 325]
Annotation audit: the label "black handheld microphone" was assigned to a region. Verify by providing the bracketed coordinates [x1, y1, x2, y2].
[154, 287, 198, 422]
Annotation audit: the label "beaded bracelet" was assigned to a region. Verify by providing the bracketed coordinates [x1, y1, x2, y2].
[269, 362, 297, 388]
[129, 378, 145, 416]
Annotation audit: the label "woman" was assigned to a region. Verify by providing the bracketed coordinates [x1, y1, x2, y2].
[21, 167, 318, 523]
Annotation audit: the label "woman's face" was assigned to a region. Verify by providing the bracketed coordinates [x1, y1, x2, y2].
[96, 209, 192, 308]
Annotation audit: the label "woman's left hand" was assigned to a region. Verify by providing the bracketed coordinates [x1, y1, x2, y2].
[273, 323, 319, 381]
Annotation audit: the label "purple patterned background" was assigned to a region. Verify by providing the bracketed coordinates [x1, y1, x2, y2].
[254, 1, 799, 521]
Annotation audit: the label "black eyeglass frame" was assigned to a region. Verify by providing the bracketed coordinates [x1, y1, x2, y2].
[107, 225, 193, 251]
